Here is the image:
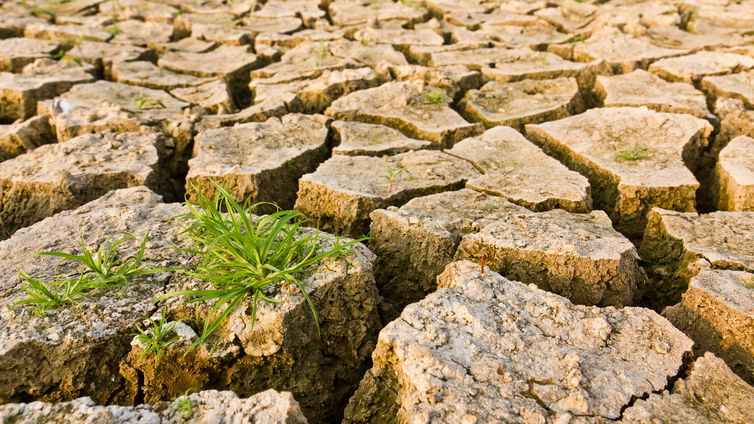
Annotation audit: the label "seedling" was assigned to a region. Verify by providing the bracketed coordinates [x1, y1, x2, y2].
[30, 7, 54, 17]
[157, 183, 367, 353]
[52, 35, 85, 66]
[135, 93, 166, 110]
[615, 146, 651, 161]
[134, 314, 180, 358]
[743, 275, 754, 290]
[370, 1, 381, 10]
[107, 2, 122, 36]
[570, 35, 585, 45]
[226, 17, 244, 27]
[175, 390, 195, 418]
[383, 166, 412, 193]
[310, 41, 328, 68]
[484, 203, 495, 213]
[368, 137, 381, 146]
[423, 87, 447, 104]
[12, 273, 94, 316]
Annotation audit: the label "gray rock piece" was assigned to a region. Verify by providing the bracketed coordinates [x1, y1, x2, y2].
[111, 60, 214, 90]
[701, 69, 754, 108]
[0, 115, 54, 162]
[650, 51, 754, 84]
[526, 107, 712, 238]
[331, 120, 432, 156]
[0, 38, 60, 72]
[344, 260, 693, 423]
[713, 135, 754, 211]
[186, 114, 330, 211]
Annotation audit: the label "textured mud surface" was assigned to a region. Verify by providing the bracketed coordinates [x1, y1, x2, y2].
[0, 0, 753, 422]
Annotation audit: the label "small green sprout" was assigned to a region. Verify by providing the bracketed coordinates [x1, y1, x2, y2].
[383, 166, 412, 193]
[12, 273, 94, 316]
[309, 41, 328, 67]
[743, 275, 754, 290]
[370, 1, 381, 10]
[226, 17, 244, 27]
[570, 35, 585, 45]
[30, 7, 54, 17]
[615, 146, 651, 161]
[135, 93, 166, 110]
[368, 137, 381, 146]
[175, 390, 195, 418]
[423, 87, 447, 104]
[39, 232, 163, 290]
[156, 183, 367, 354]
[484, 203, 495, 213]
[134, 314, 180, 358]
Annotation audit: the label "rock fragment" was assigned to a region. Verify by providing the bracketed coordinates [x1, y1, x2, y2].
[0, 187, 186, 403]
[595, 69, 710, 118]
[459, 78, 583, 130]
[0, 116, 53, 162]
[713, 136, 754, 211]
[640, 208, 754, 304]
[0, 389, 308, 424]
[186, 114, 329, 211]
[331, 120, 432, 156]
[0, 132, 166, 237]
[0, 38, 59, 72]
[570, 30, 688, 73]
[343, 260, 693, 423]
[663, 269, 754, 385]
[701, 69, 754, 108]
[526, 107, 712, 237]
[326, 81, 483, 147]
[480, 48, 592, 83]
[111, 60, 214, 90]
[650, 51, 754, 84]
[620, 353, 754, 423]
[447, 126, 591, 212]
[296, 150, 480, 236]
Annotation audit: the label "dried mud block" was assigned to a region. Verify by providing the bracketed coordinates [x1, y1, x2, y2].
[483, 22, 571, 49]
[110, 20, 175, 47]
[148, 37, 216, 54]
[111, 60, 214, 90]
[0, 59, 95, 121]
[701, 69, 754, 108]
[296, 150, 480, 236]
[328, 0, 428, 26]
[251, 42, 357, 83]
[0, 132, 166, 237]
[122, 232, 380, 424]
[24, 23, 111, 43]
[663, 269, 754, 385]
[331, 120, 432, 157]
[714, 98, 754, 149]
[343, 260, 693, 424]
[571, 30, 688, 73]
[0, 115, 53, 162]
[0, 38, 59, 72]
[0, 389, 308, 424]
[650, 52, 754, 84]
[157, 44, 261, 95]
[327, 40, 409, 69]
[195, 99, 288, 130]
[66, 40, 154, 78]
[427, 47, 524, 70]
[526, 107, 712, 238]
[620, 353, 754, 423]
[459, 78, 583, 131]
[0, 187, 187, 404]
[255, 0, 325, 26]
[390, 65, 482, 100]
[252, 67, 383, 114]
[595, 69, 711, 118]
[326, 81, 483, 147]
[171, 79, 236, 114]
[480, 49, 594, 84]
[640, 208, 754, 304]
[456, 209, 646, 307]
[713, 136, 754, 211]
[352, 26, 444, 50]
[447, 126, 591, 212]
[0, 11, 46, 38]
[369, 189, 529, 313]
[186, 114, 329, 211]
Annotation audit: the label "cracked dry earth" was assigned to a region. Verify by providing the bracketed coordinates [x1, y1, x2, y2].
[0, 0, 753, 423]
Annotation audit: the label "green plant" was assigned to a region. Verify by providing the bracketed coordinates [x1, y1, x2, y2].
[310, 41, 328, 67]
[368, 137, 381, 146]
[157, 183, 366, 353]
[52, 35, 85, 66]
[484, 203, 495, 213]
[615, 146, 651, 161]
[423, 87, 447, 104]
[135, 93, 166, 110]
[134, 313, 180, 358]
[370, 1, 381, 10]
[175, 389, 195, 418]
[12, 273, 94, 316]
[383, 166, 412, 193]
[570, 35, 585, 45]
[107, 2, 122, 36]
[30, 7, 54, 17]
[40, 232, 163, 290]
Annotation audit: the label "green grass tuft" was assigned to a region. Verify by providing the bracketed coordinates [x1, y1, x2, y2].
[134, 313, 180, 358]
[157, 182, 367, 353]
[615, 146, 651, 161]
[423, 87, 447, 104]
[13, 273, 93, 316]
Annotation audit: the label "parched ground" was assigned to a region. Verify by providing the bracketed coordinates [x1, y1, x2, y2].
[0, 0, 753, 423]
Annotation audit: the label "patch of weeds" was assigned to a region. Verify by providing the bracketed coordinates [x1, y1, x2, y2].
[370, 1, 381, 10]
[743, 275, 754, 290]
[52, 34, 85, 66]
[30, 7, 54, 17]
[483, 203, 495, 213]
[40, 232, 163, 290]
[615, 146, 651, 161]
[311, 41, 328, 68]
[12, 273, 94, 316]
[368, 137, 381, 146]
[107, 2, 122, 36]
[423, 87, 447, 104]
[135, 93, 166, 110]
[157, 182, 367, 353]
[226, 17, 244, 27]
[383, 166, 412, 193]
[570, 35, 585, 45]
[134, 313, 180, 358]
[175, 389, 195, 418]
[51, 0, 72, 4]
